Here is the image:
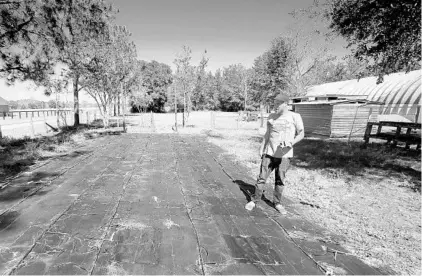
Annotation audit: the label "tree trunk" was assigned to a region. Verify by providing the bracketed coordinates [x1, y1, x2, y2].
[183, 91, 186, 127]
[73, 75, 80, 126]
[118, 93, 121, 116]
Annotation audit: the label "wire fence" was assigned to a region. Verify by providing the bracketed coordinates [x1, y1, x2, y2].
[124, 111, 269, 134]
[0, 108, 101, 139]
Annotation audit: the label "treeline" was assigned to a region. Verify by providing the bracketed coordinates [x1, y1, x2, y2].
[1, 0, 420, 126]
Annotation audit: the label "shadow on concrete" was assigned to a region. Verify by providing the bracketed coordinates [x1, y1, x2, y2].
[0, 210, 20, 231]
[233, 179, 275, 208]
[0, 171, 61, 202]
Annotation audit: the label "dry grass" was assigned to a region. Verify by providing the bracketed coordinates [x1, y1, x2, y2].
[0, 122, 124, 183]
[200, 125, 421, 275]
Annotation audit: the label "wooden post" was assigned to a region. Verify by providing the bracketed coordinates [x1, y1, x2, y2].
[260, 105, 264, 128]
[174, 86, 177, 132]
[364, 123, 374, 143]
[376, 124, 382, 135]
[30, 116, 35, 137]
[151, 111, 155, 131]
[210, 111, 213, 129]
[43, 112, 48, 133]
[3, 112, 5, 120]
[19, 112, 21, 119]
[0, 125, 2, 138]
[405, 127, 412, 149]
[123, 95, 126, 133]
[11, 112, 13, 119]
[392, 126, 401, 147]
[86, 111, 90, 127]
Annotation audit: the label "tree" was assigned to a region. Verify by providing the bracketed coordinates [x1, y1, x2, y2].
[217, 64, 249, 112]
[191, 51, 209, 110]
[52, 0, 115, 126]
[173, 46, 195, 125]
[0, 0, 114, 87]
[82, 25, 139, 127]
[327, 0, 421, 81]
[250, 37, 292, 106]
[139, 60, 173, 113]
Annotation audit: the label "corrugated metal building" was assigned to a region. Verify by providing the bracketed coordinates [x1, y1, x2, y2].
[293, 100, 382, 138]
[0, 96, 9, 113]
[304, 70, 421, 123]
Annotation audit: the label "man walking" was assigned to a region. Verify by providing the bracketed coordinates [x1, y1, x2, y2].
[245, 94, 304, 214]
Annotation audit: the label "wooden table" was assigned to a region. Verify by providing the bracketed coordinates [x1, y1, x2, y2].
[364, 121, 421, 149]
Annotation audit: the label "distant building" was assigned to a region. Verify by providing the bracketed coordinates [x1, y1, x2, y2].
[299, 70, 421, 123]
[0, 96, 9, 113]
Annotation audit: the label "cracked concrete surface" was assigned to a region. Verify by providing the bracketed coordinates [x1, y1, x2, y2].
[0, 134, 382, 275]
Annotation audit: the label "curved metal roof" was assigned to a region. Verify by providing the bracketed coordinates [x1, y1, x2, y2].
[0, 96, 9, 106]
[306, 70, 421, 107]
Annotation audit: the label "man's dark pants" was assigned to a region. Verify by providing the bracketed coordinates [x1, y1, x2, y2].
[252, 154, 290, 205]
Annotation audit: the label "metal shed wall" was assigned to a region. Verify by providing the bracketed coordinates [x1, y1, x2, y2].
[331, 104, 380, 138]
[0, 96, 9, 113]
[295, 104, 333, 137]
[305, 70, 421, 122]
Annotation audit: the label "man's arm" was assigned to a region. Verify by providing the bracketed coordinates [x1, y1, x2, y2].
[259, 115, 272, 157]
[291, 113, 304, 146]
[292, 128, 304, 146]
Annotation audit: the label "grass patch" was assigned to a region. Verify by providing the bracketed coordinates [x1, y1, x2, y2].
[0, 123, 124, 183]
[202, 127, 421, 275]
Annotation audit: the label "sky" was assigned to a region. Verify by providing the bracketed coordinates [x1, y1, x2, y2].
[1, 0, 349, 102]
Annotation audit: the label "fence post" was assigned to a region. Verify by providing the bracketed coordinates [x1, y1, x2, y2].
[123, 95, 126, 133]
[30, 116, 35, 137]
[140, 112, 143, 131]
[0, 125, 2, 138]
[86, 111, 90, 127]
[43, 112, 48, 133]
[260, 105, 264, 128]
[150, 111, 156, 132]
[210, 111, 212, 129]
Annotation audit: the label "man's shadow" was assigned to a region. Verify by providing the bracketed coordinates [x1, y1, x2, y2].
[233, 180, 275, 208]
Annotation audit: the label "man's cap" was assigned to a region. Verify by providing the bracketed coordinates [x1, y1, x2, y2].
[274, 94, 289, 104]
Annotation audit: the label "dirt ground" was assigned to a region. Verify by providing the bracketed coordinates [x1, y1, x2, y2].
[200, 125, 421, 275]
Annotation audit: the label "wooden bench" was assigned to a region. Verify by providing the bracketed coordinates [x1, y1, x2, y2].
[364, 121, 421, 150]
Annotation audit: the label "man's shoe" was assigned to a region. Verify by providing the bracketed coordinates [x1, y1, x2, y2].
[275, 204, 287, 215]
[245, 201, 256, 211]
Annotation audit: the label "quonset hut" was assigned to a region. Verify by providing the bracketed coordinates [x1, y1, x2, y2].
[291, 70, 421, 138]
[0, 96, 9, 113]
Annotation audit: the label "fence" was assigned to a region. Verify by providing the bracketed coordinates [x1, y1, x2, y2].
[0, 108, 100, 139]
[124, 111, 269, 133]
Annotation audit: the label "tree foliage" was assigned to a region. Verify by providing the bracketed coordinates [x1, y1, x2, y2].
[327, 0, 421, 81]
[139, 60, 173, 113]
[0, 0, 114, 84]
